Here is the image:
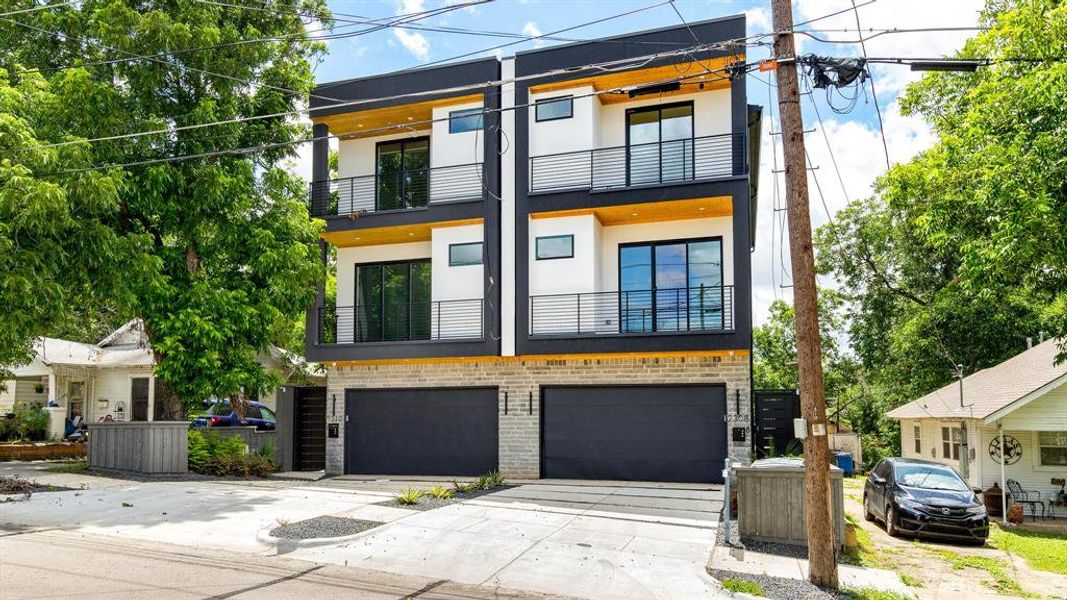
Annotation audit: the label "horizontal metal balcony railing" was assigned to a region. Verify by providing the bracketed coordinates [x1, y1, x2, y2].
[529, 285, 734, 338]
[309, 162, 484, 217]
[529, 133, 746, 194]
[317, 298, 484, 344]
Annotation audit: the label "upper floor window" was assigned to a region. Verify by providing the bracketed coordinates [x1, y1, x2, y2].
[627, 102, 694, 185]
[535, 235, 574, 260]
[449, 108, 483, 134]
[449, 242, 483, 266]
[535, 96, 573, 122]
[941, 426, 961, 461]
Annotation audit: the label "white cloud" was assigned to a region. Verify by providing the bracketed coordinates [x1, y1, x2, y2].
[522, 21, 545, 48]
[749, 1, 982, 323]
[394, 0, 431, 60]
[744, 7, 771, 36]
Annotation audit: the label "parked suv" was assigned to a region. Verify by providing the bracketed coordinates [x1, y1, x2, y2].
[864, 457, 988, 543]
[190, 401, 276, 431]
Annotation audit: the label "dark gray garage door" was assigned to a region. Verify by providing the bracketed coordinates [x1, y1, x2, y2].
[542, 385, 727, 483]
[344, 388, 498, 476]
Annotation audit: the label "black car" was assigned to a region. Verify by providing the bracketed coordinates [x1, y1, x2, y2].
[864, 457, 989, 543]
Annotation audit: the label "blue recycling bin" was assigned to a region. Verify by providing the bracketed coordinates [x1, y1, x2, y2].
[833, 451, 855, 477]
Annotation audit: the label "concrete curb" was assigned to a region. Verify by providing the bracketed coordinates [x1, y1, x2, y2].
[255, 523, 385, 553]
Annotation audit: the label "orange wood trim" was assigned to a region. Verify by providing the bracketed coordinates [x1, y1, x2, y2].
[313, 94, 484, 136]
[322, 218, 483, 247]
[529, 196, 732, 225]
[325, 349, 750, 368]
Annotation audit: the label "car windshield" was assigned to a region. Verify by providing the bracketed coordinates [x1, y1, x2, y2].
[208, 403, 233, 416]
[895, 463, 969, 491]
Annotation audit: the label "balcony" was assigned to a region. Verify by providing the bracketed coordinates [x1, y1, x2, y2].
[529, 285, 734, 338]
[528, 133, 746, 194]
[316, 298, 484, 345]
[309, 163, 484, 217]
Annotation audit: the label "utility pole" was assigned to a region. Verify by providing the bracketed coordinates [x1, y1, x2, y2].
[770, 0, 838, 588]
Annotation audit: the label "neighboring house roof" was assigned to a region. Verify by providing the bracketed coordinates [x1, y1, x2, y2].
[886, 338, 1067, 422]
[97, 319, 149, 348]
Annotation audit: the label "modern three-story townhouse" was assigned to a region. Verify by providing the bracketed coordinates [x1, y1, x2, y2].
[303, 13, 761, 484]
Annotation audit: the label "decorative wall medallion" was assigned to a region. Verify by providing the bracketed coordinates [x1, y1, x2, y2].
[988, 435, 1022, 465]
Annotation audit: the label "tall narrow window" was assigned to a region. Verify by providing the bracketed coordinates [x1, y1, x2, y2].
[626, 102, 694, 185]
[355, 260, 431, 342]
[376, 138, 429, 211]
[913, 425, 922, 455]
[941, 426, 961, 461]
[618, 237, 723, 333]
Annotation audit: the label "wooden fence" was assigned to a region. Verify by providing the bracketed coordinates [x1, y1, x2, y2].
[735, 462, 845, 548]
[87, 421, 188, 475]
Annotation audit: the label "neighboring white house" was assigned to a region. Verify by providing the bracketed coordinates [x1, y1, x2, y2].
[887, 338, 1067, 507]
[1, 320, 320, 429]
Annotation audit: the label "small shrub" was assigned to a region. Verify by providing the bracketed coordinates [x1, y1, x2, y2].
[188, 430, 211, 471]
[14, 405, 48, 441]
[475, 470, 505, 490]
[256, 440, 276, 460]
[214, 434, 247, 458]
[451, 480, 478, 494]
[426, 486, 453, 500]
[395, 487, 422, 505]
[187, 430, 275, 477]
[721, 578, 765, 596]
[0, 416, 15, 441]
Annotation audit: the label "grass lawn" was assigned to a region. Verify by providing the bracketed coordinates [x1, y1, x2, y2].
[989, 522, 1067, 575]
[43, 460, 88, 473]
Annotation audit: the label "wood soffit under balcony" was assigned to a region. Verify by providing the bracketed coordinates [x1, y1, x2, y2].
[321, 218, 483, 247]
[312, 94, 483, 137]
[529, 196, 732, 225]
[528, 55, 739, 104]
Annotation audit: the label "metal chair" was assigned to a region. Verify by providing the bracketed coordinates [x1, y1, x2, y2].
[1007, 479, 1045, 520]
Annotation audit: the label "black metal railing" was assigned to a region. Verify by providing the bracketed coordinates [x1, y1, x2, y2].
[529, 285, 734, 337]
[309, 162, 484, 217]
[317, 298, 484, 344]
[529, 133, 745, 193]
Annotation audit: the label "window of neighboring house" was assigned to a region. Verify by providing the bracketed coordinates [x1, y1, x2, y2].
[1038, 432, 1067, 466]
[914, 425, 922, 455]
[535, 235, 574, 260]
[941, 426, 961, 461]
[449, 242, 483, 266]
[535, 95, 573, 122]
[449, 108, 483, 134]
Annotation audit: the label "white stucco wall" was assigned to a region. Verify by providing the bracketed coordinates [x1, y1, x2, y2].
[431, 224, 484, 301]
[501, 57, 517, 356]
[596, 217, 734, 291]
[528, 86, 597, 157]
[528, 215, 601, 297]
[596, 89, 732, 148]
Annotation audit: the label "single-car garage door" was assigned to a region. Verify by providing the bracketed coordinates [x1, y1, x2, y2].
[344, 387, 498, 476]
[542, 385, 727, 483]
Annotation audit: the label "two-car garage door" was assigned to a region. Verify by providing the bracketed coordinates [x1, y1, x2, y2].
[343, 384, 727, 483]
[541, 385, 727, 483]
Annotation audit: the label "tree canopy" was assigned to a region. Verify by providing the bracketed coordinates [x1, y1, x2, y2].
[0, 0, 328, 412]
[815, 0, 1066, 405]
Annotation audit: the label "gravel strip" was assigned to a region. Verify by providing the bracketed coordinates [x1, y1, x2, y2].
[375, 486, 514, 512]
[269, 516, 383, 540]
[712, 568, 851, 599]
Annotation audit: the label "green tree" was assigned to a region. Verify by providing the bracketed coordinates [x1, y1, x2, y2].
[0, 1, 328, 414]
[815, 0, 1063, 404]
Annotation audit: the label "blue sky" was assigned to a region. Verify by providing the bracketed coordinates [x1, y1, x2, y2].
[303, 0, 986, 323]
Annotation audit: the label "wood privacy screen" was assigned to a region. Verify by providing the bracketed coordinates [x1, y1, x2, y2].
[735, 463, 845, 548]
[88, 421, 188, 475]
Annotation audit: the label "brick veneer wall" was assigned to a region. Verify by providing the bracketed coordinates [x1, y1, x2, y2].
[324, 352, 751, 478]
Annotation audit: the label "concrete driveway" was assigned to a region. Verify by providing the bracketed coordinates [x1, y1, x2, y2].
[1, 463, 726, 599]
[285, 479, 726, 600]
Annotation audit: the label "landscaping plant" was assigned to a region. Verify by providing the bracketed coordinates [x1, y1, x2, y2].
[13, 405, 48, 441]
[426, 486, 453, 500]
[187, 430, 276, 477]
[720, 579, 765, 597]
[451, 480, 478, 494]
[395, 488, 423, 506]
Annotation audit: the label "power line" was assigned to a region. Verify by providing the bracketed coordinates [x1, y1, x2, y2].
[13, 40, 741, 153]
[850, 0, 890, 170]
[39, 60, 744, 175]
[0, 1, 80, 17]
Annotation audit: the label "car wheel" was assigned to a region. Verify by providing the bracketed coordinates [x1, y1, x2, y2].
[863, 494, 875, 522]
[885, 505, 898, 537]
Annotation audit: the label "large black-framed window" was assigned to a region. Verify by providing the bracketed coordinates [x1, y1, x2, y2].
[535, 234, 574, 260]
[618, 237, 723, 333]
[535, 95, 573, 122]
[355, 259, 431, 342]
[376, 137, 430, 211]
[626, 101, 694, 186]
